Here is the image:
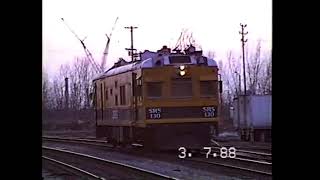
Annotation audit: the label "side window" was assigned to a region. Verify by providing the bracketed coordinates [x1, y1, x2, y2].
[93, 83, 97, 106]
[104, 82, 108, 101]
[135, 78, 142, 97]
[105, 88, 108, 100]
[115, 95, 118, 106]
[100, 83, 104, 108]
[120, 85, 126, 105]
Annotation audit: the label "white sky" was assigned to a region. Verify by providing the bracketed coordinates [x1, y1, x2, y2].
[43, 0, 272, 77]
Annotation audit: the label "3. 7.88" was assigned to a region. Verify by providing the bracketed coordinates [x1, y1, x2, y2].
[178, 147, 236, 159]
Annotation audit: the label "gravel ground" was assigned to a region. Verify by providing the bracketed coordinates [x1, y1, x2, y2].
[43, 142, 247, 180]
[42, 162, 79, 180]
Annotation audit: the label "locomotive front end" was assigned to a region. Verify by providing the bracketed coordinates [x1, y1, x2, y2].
[138, 50, 222, 150]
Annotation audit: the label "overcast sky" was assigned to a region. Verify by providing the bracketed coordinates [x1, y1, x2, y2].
[43, 0, 271, 77]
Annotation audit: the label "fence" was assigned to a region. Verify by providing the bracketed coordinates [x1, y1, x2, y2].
[42, 109, 94, 124]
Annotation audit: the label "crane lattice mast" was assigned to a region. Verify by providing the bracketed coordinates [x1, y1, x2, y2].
[61, 18, 102, 74]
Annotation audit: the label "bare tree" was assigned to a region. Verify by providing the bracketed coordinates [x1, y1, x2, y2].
[219, 51, 241, 103]
[246, 40, 261, 94]
[245, 40, 272, 95]
[51, 77, 63, 110]
[42, 55, 98, 127]
[42, 70, 50, 110]
[257, 52, 272, 94]
[68, 57, 95, 110]
[219, 40, 272, 104]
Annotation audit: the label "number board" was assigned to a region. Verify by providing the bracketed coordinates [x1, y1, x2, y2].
[146, 106, 217, 119]
[146, 108, 162, 119]
[112, 110, 119, 120]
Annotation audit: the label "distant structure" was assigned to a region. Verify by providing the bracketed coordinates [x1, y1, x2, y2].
[232, 95, 271, 142]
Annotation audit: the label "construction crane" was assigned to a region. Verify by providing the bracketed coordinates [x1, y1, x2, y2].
[101, 17, 119, 72]
[61, 18, 102, 74]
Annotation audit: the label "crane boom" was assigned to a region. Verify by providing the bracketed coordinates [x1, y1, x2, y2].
[61, 18, 102, 74]
[101, 17, 119, 71]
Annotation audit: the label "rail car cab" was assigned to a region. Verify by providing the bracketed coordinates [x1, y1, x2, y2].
[92, 45, 222, 150]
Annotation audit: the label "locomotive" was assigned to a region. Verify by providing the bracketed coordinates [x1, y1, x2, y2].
[92, 45, 222, 149]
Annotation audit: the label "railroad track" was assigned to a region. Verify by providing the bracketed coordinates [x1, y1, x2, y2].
[237, 146, 271, 153]
[43, 136, 271, 162]
[205, 146, 272, 162]
[42, 146, 178, 180]
[192, 146, 272, 176]
[43, 155, 105, 179]
[43, 136, 272, 177]
[187, 157, 271, 176]
[192, 159, 271, 177]
[42, 136, 114, 148]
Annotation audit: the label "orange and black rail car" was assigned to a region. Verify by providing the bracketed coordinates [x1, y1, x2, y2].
[92, 46, 222, 149]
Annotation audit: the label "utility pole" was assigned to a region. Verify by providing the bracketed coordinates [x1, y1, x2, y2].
[65, 77, 69, 110]
[239, 23, 248, 140]
[239, 23, 248, 96]
[125, 26, 138, 62]
[73, 83, 78, 121]
[238, 73, 241, 96]
[218, 74, 222, 137]
[235, 71, 241, 136]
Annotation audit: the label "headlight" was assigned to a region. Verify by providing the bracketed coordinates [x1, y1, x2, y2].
[177, 65, 187, 76]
